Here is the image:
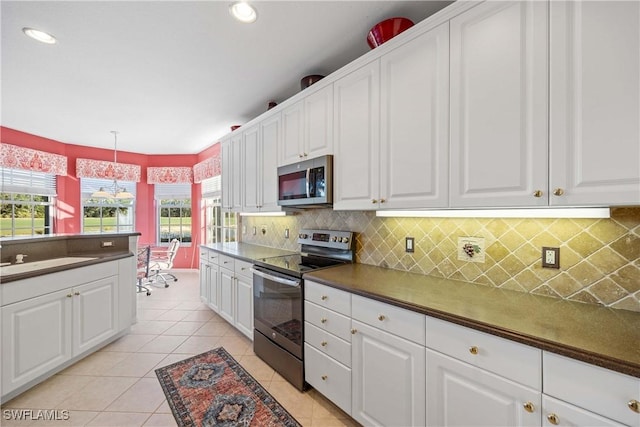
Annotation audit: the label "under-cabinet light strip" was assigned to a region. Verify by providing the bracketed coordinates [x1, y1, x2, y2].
[239, 211, 288, 217]
[375, 207, 611, 219]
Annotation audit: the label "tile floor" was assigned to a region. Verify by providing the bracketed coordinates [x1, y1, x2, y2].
[1, 270, 358, 426]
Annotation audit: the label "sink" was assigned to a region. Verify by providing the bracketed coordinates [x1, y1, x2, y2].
[0, 257, 98, 276]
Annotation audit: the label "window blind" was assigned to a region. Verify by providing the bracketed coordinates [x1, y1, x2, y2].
[200, 176, 221, 198]
[1, 167, 57, 195]
[155, 183, 191, 199]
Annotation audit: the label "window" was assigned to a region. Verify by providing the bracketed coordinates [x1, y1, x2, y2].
[1, 168, 56, 237]
[81, 178, 136, 233]
[156, 183, 192, 244]
[201, 176, 237, 244]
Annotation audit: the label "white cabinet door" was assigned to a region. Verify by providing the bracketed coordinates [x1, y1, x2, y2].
[542, 395, 625, 427]
[207, 263, 220, 313]
[221, 136, 233, 210]
[1, 289, 72, 395]
[260, 113, 281, 211]
[73, 277, 118, 355]
[304, 84, 333, 160]
[450, 1, 549, 207]
[427, 349, 542, 427]
[234, 274, 253, 339]
[549, 1, 640, 206]
[242, 124, 260, 212]
[230, 133, 243, 211]
[351, 320, 425, 427]
[199, 259, 209, 304]
[219, 268, 234, 324]
[333, 60, 381, 210]
[280, 101, 304, 166]
[380, 22, 450, 209]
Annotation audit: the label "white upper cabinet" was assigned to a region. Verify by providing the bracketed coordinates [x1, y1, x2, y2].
[279, 85, 334, 166]
[450, 1, 549, 207]
[260, 113, 282, 211]
[549, 1, 640, 206]
[334, 23, 450, 211]
[280, 101, 304, 166]
[380, 22, 450, 209]
[304, 85, 334, 160]
[333, 60, 381, 210]
[221, 133, 242, 211]
[242, 124, 260, 212]
[220, 136, 232, 210]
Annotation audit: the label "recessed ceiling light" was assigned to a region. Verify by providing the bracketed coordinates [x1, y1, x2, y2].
[22, 27, 57, 44]
[229, 2, 257, 23]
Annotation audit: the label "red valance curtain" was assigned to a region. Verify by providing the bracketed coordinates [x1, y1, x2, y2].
[76, 158, 141, 182]
[193, 156, 221, 183]
[147, 167, 193, 184]
[1, 143, 68, 175]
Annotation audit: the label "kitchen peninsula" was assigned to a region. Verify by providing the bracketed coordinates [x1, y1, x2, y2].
[0, 233, 139, 402]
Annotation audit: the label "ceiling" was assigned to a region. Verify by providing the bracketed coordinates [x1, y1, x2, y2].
[1, 1, 453, 155]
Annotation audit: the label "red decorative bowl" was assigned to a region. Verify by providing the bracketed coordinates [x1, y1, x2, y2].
[367, 17, 414, 49]
[230, 125, 241, 131]
[300, 75, 324, 90]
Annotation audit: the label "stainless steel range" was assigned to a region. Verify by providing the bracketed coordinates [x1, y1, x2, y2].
[251, 229, 354, 391]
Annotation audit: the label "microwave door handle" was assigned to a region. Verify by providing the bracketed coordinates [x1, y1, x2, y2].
[306, 168, 311, 198]
[250, 268, 301, 287]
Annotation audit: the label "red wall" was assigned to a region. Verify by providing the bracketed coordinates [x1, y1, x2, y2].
[1, 126, 214, 269]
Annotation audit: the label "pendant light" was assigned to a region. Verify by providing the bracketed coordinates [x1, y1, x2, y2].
[91, 131, 135, 200]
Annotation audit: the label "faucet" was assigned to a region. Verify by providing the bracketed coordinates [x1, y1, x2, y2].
[15, 254, 27, 264]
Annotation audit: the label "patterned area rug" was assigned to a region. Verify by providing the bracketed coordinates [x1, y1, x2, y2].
[155, 347, 301, 427]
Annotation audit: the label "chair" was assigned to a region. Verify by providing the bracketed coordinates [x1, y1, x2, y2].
[148, 238, 180, 287]
[136, 245, 152, 296]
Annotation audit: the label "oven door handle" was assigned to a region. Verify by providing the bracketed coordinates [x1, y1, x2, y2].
[250, 268, 301, 287]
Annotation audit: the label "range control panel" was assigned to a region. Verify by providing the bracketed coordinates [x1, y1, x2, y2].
[297, 229, 354, 250]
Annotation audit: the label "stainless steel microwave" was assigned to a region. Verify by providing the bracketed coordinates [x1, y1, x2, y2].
[277, 155, 332, 208]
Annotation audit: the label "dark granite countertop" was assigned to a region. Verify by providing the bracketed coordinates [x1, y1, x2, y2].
[0, 233, 138, 284]
[304, 263, 640, 379]
[0, 252, 133, 284]
[200, 242, 296, 264]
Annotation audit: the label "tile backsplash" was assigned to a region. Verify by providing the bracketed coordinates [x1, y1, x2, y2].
[241, 207, 640, 312]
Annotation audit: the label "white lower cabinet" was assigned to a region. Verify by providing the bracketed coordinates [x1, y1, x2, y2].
[427, 349, 541, 427]
[1, 261, 125, 400]
[219, 266, 235, 325]
[213, 254, 253, 340]
[305, 281, 640, 427]
[543, 352, 640, 427]
[73, 277, 118, 355]
[304, 281, 352, 415]
[542, 395, 625, 427]
[351, 320, 426, 427]
[2, 289, 72, 395]
[233, 262, 253, 339]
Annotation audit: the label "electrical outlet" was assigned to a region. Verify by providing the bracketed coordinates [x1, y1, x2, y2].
[542, 247, 560, 268]
[284, 228, 290, 239]
[252, 226, 257, 235]
[458, 237, 485, 263]
[405, 237, 415, 253]
[242, 225, 247, 234]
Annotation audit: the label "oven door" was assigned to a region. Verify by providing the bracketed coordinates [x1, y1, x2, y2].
[252, 266, 303, 359]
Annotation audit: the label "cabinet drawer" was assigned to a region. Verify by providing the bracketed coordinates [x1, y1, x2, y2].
[351, 294, 425, 345]
[218, 255, 235, 269]
[542, 395, 625, 427]
[426, 316, 541, 390]
[305, 321, 351, 367]
[304, 301, 351, 342]
[207, 251, 220, 264]
[305, 280, 351, 316]
[305, 343, 351, 415]
[235, 259, 252, 279]
[543, 352, 640, 426]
